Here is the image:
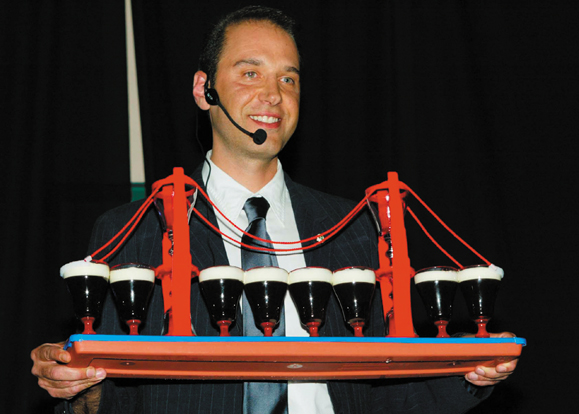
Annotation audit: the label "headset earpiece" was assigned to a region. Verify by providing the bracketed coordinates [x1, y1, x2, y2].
[204, 87, 219, 106]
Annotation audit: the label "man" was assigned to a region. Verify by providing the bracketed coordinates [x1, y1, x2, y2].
[31, 6, 517, 414]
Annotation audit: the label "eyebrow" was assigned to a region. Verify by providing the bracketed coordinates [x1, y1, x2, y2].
[233, 58, 300, 76]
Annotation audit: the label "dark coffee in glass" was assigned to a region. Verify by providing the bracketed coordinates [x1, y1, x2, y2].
[244, 266, 288, 337]
[61, 260, 110, 334]
[288, 267, 333, 336]
[332, 267, 375, 337]
[414, 266, 458, 337]
[110, 263, 155, 335]
[458, 264, 503, 338]
[199, 265, 244, 336]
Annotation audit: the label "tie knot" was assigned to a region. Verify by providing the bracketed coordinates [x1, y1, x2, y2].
[243, 197, 270, 223]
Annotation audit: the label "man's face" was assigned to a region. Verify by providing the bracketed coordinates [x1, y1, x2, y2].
[209, 22, 300, 161]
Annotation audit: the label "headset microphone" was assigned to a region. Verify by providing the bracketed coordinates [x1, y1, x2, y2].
[204, 87, 267, 145]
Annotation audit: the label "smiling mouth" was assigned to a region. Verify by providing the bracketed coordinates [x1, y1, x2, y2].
[250, 115, 281, 124]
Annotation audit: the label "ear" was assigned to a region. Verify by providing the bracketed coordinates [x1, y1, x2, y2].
[193, 71, 211, 110]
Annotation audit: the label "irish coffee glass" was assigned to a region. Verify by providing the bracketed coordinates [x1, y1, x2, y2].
[414, 266, 458, 338]
[110, 263, 155, 335]
[332, 267, 376, 337]
[61, 260, 110, 334]
[288, 267, 333, 337]
[199, 266, 245, 336]
[458, 265, 502, 338]
[244, 267, 288, 337]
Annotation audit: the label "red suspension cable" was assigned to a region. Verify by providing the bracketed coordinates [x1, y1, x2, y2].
[406, 207, 463, 268]
[405, 186, 491, 266]
[191, 193, 370, 253]
[88, 174, 492, 265]
[191, 184, 371, 250]
[90, 188, 161, 262]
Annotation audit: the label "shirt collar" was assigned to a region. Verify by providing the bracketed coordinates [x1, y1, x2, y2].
[201, 151, 287, 224]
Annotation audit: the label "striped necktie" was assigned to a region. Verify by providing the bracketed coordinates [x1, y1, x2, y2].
[241, 197, 287, 414]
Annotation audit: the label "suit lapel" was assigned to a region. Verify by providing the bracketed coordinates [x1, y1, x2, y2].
[285, 174, 334, 269]
[189, 165, 229, 268]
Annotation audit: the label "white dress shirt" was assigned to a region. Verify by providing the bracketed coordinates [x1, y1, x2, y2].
[202, 152, 334, 414]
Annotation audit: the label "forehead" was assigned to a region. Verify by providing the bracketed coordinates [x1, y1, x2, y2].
[217, 21, 300, 72]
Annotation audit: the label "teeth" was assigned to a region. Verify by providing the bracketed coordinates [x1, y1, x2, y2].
[250, 115, 280, 124]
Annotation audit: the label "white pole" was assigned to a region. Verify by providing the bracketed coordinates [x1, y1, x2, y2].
[125, 0, 146, 200]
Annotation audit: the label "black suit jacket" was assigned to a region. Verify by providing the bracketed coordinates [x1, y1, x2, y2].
[59, 167, 488, 414]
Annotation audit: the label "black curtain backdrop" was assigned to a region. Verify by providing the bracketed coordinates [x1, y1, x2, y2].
[1, 1, 129, 413]
[2, 1, 577, 413]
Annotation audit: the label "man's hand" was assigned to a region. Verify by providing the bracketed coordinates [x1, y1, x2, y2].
[464, 332, 519, 387]
[30, 342, 106, 399]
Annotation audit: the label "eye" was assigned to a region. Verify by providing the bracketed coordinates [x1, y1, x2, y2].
[245, 71, 258, 79]
[280, 76, 296, 85]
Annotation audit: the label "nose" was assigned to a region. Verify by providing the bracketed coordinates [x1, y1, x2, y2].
[259, 78, 282, 106]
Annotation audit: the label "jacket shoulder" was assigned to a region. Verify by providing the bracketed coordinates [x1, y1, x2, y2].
[284, 175, 359, 214]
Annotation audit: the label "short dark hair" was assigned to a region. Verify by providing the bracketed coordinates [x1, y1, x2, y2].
[198, 5, 298, 87]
